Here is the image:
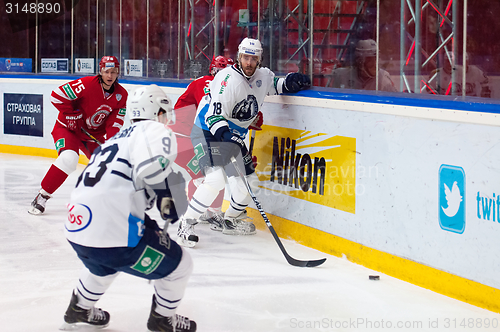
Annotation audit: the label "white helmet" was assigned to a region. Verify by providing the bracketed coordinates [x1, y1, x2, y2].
[355, 39, 377, 78]
[237, 37, 263, 78]
[127, 84, 175, 124]
[238, 37, 263, 59]
[355, 39, 377, 59]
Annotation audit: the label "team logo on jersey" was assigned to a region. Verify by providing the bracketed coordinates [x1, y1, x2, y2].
[158, 156, 169, 169]
[187, 143, 205, 174]
[256, 80, 262, 87]
[131, 245, 165, 275]
[232, 95, 257, 121]
[219, 74, 231, 94]
[116, 94, 122, 102]
[55, 138, 66, 153]
[118, 108, 126, 116]
[65, 203, 92, 232]
[87, 105, 113, 129]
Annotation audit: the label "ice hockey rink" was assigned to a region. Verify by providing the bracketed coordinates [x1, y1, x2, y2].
[1, 152, 500, 332]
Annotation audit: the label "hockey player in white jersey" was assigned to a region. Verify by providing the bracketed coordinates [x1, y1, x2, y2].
[177, 37, 311, 247]
[61, 85, 196, 332]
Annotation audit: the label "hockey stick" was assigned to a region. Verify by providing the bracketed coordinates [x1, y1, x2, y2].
[248, 129, 256, 154]
[81, 127, 103, 146]
[230, 156, 326, 267]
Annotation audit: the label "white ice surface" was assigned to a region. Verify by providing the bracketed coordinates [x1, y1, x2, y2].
[1, 153, 499, 332]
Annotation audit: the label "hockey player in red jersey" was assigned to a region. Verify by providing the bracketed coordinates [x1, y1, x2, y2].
[28, 56, 128, 215]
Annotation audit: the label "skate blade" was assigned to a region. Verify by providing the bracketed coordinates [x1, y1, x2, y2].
[222, 229, 256, 235]
[209, 225, 222, 232]
[178, 237, 198, 248]
[27, 207, 43, 215]
[59, 322, 109, 331]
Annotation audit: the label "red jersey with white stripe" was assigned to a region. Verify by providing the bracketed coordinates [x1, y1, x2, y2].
[171, 75, 213, 136]
[51, 75, 128, 140]
[170, 75, 213, 179]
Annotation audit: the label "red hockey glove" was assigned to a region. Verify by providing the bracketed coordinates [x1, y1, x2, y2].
[64, 111, 84, 132]
[248, 111, 264, 131]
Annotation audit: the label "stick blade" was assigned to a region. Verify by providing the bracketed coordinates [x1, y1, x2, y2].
[306, 258, 327, 267]
[286, 255, 327, 268]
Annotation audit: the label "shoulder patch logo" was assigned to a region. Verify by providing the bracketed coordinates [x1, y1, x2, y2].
[118, 108, 126, 116]
[62, 84, 77, 100]
[116, 94, 122, 101]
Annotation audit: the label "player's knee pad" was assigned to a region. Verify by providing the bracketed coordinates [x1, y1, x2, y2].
[54, 149, 79, 175]
[202, 166, 226, 193]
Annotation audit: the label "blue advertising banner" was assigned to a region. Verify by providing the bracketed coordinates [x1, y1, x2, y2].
[0, 58, 32, 72]
[3, 93, 43, 137]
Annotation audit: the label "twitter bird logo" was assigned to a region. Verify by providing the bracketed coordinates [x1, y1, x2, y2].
[442, 181, 463, 217]
[439, 165, 466, 234]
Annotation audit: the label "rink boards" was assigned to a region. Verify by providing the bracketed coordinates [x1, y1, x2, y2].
[1, 75, 499, 313]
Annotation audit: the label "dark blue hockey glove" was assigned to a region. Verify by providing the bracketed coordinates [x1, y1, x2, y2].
[221, 130, 244, 148]
[283, 73, 311, 93]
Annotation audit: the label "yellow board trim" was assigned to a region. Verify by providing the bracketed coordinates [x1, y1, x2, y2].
[241, 206, 500, 314]
[0, 144, 89, 164]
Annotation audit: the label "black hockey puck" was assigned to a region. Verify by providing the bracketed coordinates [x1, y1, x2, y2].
[369, 275, 380, 280]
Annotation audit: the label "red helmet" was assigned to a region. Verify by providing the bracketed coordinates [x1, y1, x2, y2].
[99, 56, 120, 73]
[209, 55, 231, 75]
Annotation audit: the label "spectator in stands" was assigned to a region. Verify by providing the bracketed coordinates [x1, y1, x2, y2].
[332, 39, 397, 92]
[424, 51, 491, 98]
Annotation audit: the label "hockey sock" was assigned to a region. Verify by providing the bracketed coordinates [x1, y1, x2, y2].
[210, 190, 225, 210]
[184, 169, 225, 220]
[184, 184, 219, 220]
[224, 195, 249, 218]
[224, 176, 252, 218]
[40, 165, 69, 194]
[153, 248, 193, 317]
[75, 268, 117, 309]
[41, 149, 79, 194]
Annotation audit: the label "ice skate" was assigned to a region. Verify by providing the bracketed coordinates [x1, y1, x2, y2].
[222, 210, 256, 235]
[28, 191, 51, 215]
[177, 217, 199, 247]
[59, 291, 110, 330]
[199, 210, 224, 231]
[147, 295, 196, 332]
